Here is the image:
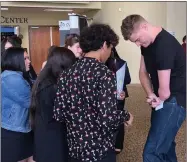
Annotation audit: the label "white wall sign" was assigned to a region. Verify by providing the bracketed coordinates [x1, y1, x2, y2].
[59, 20, 70, 31]
[69, 15, 79, 29]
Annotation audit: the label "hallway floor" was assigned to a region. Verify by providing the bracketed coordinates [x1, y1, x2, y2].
[117, 85, 186, 162]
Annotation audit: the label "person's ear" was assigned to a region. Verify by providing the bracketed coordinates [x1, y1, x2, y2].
[140, 23, 148, 31]
[102, 41, 108, 50]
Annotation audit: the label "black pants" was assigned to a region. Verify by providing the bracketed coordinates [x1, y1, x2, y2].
[115, 123, 125, 150]
[1, 128, 33, 162]
[69, 151, 116, 162]
[115, 100, 126, 150]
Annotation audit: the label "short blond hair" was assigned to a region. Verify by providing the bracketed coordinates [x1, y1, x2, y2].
[121, 14, 146, 40]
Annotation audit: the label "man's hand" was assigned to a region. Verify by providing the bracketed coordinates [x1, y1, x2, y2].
[146, 93, 161, 108]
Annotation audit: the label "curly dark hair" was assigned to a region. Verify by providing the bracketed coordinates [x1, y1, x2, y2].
[79, 23, 119, 53]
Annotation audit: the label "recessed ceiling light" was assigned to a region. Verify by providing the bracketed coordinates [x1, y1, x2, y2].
[44, 9, 73, 12]
[1, 8, 8, 11]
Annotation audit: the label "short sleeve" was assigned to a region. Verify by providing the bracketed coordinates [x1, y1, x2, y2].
[155, 41, 176, 70]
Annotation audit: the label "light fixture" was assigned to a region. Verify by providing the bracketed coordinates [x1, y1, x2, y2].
[1, 8, 8, 11]
[44, 9, 73, 12]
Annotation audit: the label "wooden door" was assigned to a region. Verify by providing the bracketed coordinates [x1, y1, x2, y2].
[29, 26, 51, 74]
[29, 26, 60, 74]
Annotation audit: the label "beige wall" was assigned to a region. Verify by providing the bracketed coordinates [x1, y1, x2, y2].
[86, 2, 167, 83]
[166, 2, 186, 43]
[2, 2, 185, 84]
[2, 11, 68, 53]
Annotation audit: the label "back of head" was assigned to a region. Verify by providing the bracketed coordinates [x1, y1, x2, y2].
[7, 35, 22, 47]
[30, 47, 76, 129]
[79, 23, 119, 53]
[46, 47, 76, 78]
[11, 35, 22, 46]
[47, 45, 58, 58]
[33, 46, 76, 90]
[1, 47, 25, 73]
[65, 34, 80, 48]
[1, 35, 22, 56]
[121, 14, 146, 40]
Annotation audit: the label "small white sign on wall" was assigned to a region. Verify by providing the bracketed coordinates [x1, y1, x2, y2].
[59, 20, 70, 31]
[69, 15, 79, 29]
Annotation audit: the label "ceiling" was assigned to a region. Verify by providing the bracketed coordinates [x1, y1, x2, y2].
[1, 7, 94, 14]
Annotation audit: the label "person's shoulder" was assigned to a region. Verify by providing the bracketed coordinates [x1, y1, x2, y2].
[98, 62, 115, 78]
[98, 61, 109, 70]
[2, 71, 30, 93]
[157, 29, 178, 45]
[2, 70, 23, 81]
[37, 79, 55, 94]
[156, 29, 182, 54]
[117, 58, 126, 64]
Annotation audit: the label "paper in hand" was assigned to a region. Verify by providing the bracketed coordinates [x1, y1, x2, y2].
[155, 101, 164, 111]
[116, 63, 126, 98]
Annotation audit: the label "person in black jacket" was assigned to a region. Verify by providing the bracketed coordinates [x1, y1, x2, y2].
[105, 47, 131, 154]
[30, 47, 76, 162]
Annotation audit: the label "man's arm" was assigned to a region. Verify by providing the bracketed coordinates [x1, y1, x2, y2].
[139, 55, 153, 96]
[155, 40, 175, 101]
[157, 70, 171, 101]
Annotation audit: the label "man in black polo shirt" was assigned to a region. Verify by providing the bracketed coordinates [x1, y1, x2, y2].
[121, 14, 186, 162]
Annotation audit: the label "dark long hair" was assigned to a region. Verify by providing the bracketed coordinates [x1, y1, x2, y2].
[1, 35, 37, 85]
[2, 47, 25, 72]
[29, 47, 76, 129]
[105, 47, 120, 72]
[48, 45, 58, 58]
[1, 47, 31, 85]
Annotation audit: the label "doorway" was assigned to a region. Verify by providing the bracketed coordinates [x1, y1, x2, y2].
[29, 26, 60, 74]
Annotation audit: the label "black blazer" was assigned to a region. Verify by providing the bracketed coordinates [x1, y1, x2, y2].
[33, 79, 68, 162]
[115, 59, 131, 98]
[106, 57, 131, 97]
[106, 57, 131, 110]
